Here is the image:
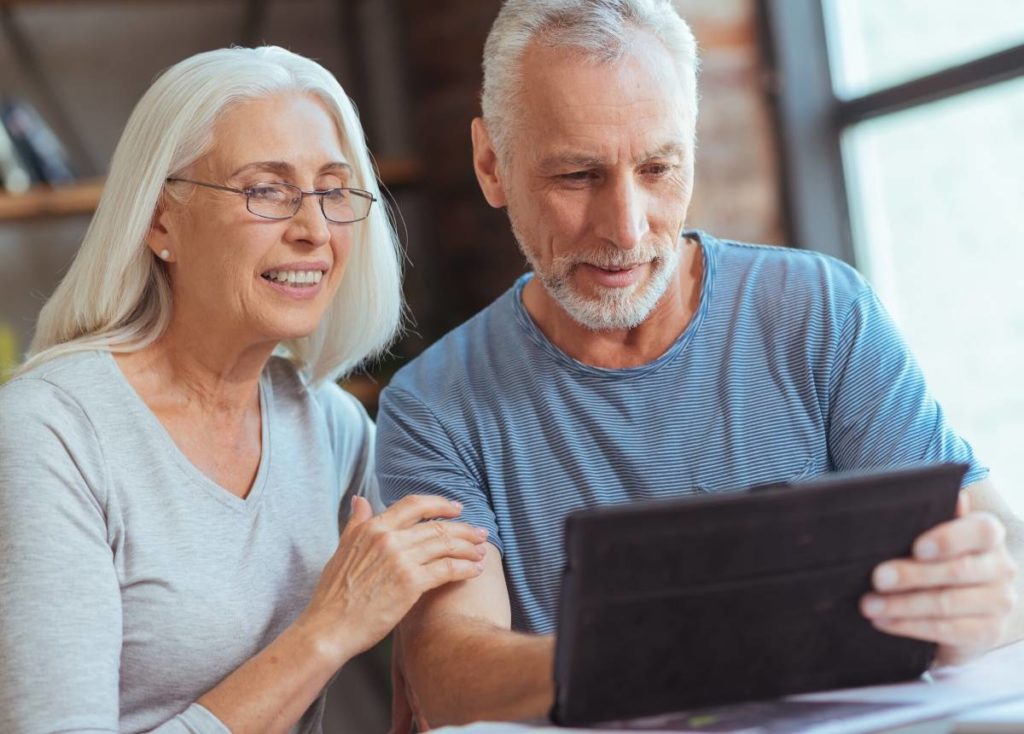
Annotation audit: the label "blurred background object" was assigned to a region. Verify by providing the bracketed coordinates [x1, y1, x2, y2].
[0, 0, 1020, 729]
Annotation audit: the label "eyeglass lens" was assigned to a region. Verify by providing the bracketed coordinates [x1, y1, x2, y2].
[246, 183, 373, 223]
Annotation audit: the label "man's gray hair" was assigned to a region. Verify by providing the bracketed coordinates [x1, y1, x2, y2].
[481, 0, 699, 160]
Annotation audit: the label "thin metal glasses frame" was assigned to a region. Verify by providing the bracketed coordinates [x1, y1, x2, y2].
[165, 177, 377, 224]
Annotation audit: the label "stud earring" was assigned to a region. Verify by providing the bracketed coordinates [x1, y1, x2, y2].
[159, 250, 171, 261]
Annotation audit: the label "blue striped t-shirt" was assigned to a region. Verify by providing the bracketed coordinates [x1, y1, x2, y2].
[377, 231, 986, 634]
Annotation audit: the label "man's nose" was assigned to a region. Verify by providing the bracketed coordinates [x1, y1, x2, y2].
[595, 176, 649, 251]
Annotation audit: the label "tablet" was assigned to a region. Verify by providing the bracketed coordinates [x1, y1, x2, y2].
[551, 462, 968, 727]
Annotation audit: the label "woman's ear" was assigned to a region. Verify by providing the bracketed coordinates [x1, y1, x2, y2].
[146, 196, 175, 263]
[471, 117, 508, 209]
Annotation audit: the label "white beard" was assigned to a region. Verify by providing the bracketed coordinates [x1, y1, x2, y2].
[512, 223, 683, 332]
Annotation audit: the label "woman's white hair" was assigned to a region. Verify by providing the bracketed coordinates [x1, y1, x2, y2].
[482, 0, 699, 160]
[20, 46, 402, 385]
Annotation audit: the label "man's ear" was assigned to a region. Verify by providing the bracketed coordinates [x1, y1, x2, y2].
[471, 117, 508, 209]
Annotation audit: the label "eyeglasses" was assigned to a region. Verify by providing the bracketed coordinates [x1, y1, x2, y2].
[165, 177, 377, 224]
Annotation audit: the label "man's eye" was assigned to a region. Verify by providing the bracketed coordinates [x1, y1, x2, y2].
[642, 164, 672, 176]
[560, 171, 595, 182]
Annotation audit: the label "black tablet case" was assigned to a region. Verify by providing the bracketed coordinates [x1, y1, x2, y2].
[552, 463, 968, 727]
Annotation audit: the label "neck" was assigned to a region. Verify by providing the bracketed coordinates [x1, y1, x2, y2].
[116, 313, 275, 420]
[522, 236, 703, 369]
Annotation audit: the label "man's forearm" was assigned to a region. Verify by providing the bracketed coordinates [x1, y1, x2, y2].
[400, 616, 556, 727]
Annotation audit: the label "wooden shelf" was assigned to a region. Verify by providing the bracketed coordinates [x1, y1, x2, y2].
[0, 157, 423, 223]
[0, 179, 105, 221]
[0, 1, 209, 6]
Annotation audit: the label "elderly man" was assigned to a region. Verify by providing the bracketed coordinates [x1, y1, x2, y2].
[377, 0, 1023, 727]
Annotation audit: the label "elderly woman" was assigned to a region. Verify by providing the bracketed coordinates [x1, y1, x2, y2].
[0, 47, 487, 733]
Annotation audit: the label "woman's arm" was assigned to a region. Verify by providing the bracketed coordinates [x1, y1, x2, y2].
[0, 381, 486, 734]
[0, 381, 127, 732]
[199, 494, 488, 733]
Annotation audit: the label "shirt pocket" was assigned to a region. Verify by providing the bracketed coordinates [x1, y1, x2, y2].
[691, 454, 816, 494]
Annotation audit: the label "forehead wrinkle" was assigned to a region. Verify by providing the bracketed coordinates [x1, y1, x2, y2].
[534, 136, 688, 172]
[229, 160, 294, 178]
[523, 94, 688, 165]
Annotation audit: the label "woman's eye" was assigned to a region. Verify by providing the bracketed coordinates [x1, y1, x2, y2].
[248, 184, 288, 201]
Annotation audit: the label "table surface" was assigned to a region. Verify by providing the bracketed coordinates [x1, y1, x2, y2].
[433, 642, 1024, 734]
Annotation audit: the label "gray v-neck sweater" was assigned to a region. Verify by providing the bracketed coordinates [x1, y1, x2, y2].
[0, 350, 378, 733]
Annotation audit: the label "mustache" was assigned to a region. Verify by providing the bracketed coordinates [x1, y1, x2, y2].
[552, 245, 661, 272]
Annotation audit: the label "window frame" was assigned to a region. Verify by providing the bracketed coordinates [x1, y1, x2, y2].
[761, 0, 1024, 263]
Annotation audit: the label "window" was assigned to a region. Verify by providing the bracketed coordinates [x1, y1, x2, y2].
[766, 1, 1024, 511]
[824, 0, 1024, 97]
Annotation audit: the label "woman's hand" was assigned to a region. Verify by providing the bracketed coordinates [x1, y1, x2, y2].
[299, 494, 489, 664]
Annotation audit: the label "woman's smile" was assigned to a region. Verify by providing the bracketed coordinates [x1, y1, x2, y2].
[259, 260, 330, 300]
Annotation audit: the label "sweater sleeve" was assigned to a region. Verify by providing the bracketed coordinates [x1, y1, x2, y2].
[0, 378, 231, 734]
[313, 380, 383, 522]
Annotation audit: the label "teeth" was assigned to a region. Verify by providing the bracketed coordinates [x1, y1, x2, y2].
[262, 269, 324, 287]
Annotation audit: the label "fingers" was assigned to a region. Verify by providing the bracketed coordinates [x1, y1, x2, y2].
[377, 495, 464, 530]
[412, 534, 487, 565]
[862, 584, 1018, 621]
[421, 556, 486, 591]
[407, 521, 488, 564]
[873, 548, 1018, 592]
[864, 510, 1019, 660]
[348, 495, 374, 527]
[868, 615, 1008, 652]
[911, 512, 1006, 562]
[407, 520, 488, 546]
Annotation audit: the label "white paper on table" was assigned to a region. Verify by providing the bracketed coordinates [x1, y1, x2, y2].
[953, 697, 1024, 734]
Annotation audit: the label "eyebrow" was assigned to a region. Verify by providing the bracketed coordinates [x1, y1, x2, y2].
[228, 160, 353, 178]
[536, 142, 688, 173]
[537, 154, 605, 173]
[640, 142, 688, 161]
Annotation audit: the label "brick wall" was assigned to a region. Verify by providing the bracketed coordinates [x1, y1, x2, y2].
[678, 0, 787, 246]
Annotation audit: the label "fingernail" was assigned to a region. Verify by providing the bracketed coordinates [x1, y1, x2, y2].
[863, 596, 886, 616]
[875, 565, 899, 590]
[452, 500, 463, 510]
[476, 527, 489, 539]
[475, 562, 485, 572]
[477, 545, 487, 558]
[916, 539, 939, 560]
[350, 496, 357, 510]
